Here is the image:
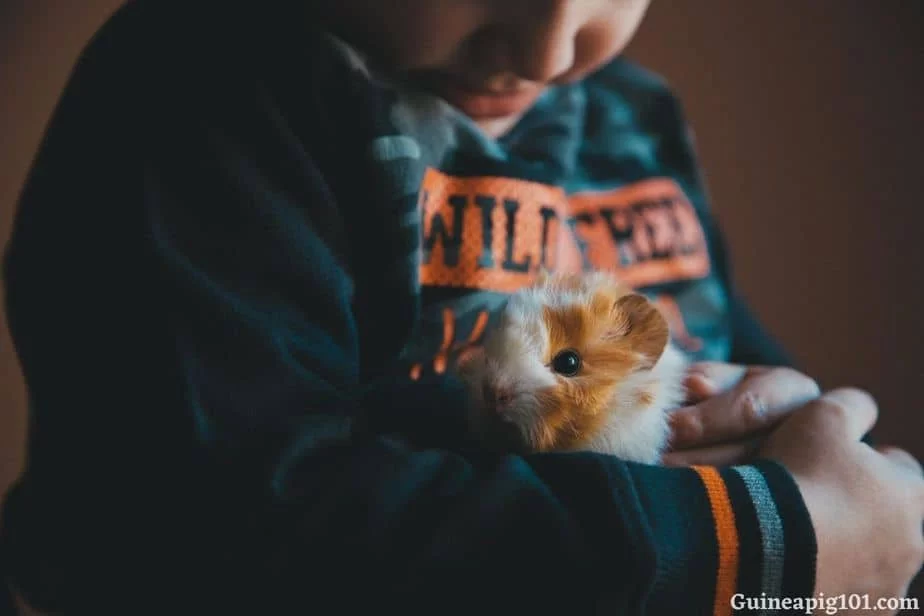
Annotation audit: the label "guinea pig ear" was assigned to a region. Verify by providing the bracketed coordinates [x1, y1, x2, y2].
[611, 293, 670, 369]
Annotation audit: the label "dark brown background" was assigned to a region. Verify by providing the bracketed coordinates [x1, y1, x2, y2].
[1, 0, 921, 600]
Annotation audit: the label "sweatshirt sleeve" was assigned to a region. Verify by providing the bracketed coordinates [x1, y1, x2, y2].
[0, 5, 817, 614]
[707, 216, 796, 368]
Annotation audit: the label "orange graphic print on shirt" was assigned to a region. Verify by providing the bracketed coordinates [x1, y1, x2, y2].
[419, 168, 711, 291]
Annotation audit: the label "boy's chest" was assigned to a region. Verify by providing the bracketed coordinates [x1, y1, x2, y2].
[329, 59, 736, 379]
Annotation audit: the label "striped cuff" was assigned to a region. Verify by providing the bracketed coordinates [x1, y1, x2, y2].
[689, 462, 817, 615]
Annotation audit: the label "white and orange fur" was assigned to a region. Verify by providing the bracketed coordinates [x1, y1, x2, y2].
[458, 270, 688, 464]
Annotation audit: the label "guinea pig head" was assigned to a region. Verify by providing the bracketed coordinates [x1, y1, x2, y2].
[470, 282, 672, 454]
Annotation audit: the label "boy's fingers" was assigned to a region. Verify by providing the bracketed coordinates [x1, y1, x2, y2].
[662, 438, 762, 467]
[683, 362, 749, 403]
[808, 388, 879, 441]
[671, 367, 820, 449]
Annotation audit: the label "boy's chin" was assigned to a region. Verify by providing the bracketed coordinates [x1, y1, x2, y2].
[474, 114, 525, 139]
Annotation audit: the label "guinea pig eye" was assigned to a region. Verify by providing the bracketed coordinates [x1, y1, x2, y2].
[551, 349, 582, 377]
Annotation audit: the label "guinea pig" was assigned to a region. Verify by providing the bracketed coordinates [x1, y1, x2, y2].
[457, 270, 688, 464]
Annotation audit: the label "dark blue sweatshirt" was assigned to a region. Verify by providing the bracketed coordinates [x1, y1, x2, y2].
[1, 1, 813, 613]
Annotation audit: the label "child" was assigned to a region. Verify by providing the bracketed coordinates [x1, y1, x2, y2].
[2, 0, 922, 613]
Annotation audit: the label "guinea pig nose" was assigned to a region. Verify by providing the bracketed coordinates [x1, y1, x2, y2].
[483, 383, 514, 410]
[494, 388, 514, 410]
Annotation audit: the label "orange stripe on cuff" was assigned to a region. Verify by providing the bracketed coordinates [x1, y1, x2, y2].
[691, 465, 740, 616]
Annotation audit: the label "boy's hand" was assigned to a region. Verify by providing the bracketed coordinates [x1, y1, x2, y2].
[662, 362, 821, 466]
[760, 389, 924, 614]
